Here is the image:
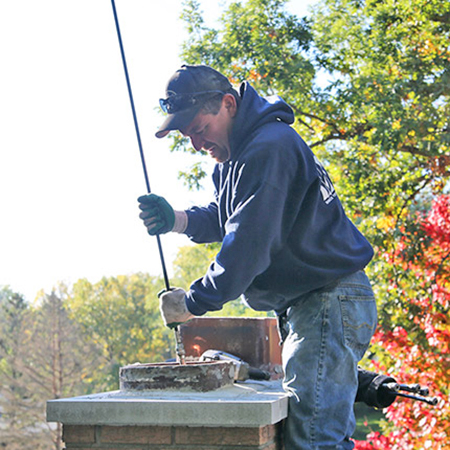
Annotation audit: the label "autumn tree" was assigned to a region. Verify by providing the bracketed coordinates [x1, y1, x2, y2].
[67, 273, 174, 391]
[0, 287, 32, 449]
[310, 0, 449, 256]
[354, 195, 450, 449]
[178, 0, 449, 240]
[21, 289, 99, 449]
[0, 287, 101, 449]
[177, 0, 450, 313]
[175, 0, 449, 446]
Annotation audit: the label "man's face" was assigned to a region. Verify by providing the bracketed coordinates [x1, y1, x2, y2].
[180, 95, 235, 163]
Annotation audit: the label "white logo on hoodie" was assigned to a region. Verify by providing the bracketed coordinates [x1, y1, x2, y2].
[314, 156, 336, 205]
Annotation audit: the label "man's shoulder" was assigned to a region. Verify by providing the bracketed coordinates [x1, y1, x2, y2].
[240, 121, 310, 163]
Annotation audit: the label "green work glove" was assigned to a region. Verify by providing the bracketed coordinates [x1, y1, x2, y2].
[138, 193, 175, 235]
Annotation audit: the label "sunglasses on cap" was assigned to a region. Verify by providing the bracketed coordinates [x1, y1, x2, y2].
[159, 90, 226, 114]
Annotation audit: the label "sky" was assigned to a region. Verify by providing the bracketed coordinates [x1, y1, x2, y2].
[0, 0, 314, 302]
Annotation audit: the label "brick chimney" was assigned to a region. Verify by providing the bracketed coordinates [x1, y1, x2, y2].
[47, 317, 288, 450]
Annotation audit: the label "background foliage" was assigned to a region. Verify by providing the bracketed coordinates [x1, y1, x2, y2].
[175, 0, 450, 447]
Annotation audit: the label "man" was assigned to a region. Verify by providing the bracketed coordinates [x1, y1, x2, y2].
[138, 64, 377, 450]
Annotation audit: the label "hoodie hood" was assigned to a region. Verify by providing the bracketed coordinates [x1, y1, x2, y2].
[229, 82, 295, 158]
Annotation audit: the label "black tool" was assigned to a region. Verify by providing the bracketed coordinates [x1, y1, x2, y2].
[110, 0, 184, 364]
[356, 369, 438, 408]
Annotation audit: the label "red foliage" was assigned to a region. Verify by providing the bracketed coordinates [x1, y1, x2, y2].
[354, 195, 450, 449]
[423, 195, 450, 244]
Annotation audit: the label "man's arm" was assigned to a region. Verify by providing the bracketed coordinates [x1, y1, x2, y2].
[185, 179, 289, 315]
[138, 194, 222, 242]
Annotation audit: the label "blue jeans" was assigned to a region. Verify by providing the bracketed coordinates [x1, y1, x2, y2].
[280, 271, 377, 450]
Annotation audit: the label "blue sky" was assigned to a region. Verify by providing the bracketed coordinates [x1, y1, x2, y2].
[0, 0, 314, 301]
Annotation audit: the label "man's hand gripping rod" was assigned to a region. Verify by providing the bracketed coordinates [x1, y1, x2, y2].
[111, 0, 185, 364]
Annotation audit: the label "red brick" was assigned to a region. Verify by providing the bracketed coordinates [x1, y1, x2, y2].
[63, 448, 94, 450]
[168, 445, 275, 450]
[62, 425, 96, 444]
[63, 448, 97, 450]
[263, 443, 280, 450]
[175, 425, 276, 446]
[260, 424, 277, 443]
[65, 448, 148, 450]
[100, 426, 172, 445]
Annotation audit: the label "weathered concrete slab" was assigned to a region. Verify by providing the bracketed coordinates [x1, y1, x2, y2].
[47, 380, 289, 427]
[119, 361, 235, 392]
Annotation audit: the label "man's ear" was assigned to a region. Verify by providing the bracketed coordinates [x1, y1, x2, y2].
[222, 93, 238, 118]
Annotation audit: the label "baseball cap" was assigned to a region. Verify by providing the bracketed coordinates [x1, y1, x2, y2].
[156, 65, 233, 138]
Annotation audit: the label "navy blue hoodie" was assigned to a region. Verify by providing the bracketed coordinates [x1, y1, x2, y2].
[184, 82, 373, 315]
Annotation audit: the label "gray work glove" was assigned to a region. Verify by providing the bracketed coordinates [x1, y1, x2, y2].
[158, 288, 195, 328]
[138, 193, 175, 235]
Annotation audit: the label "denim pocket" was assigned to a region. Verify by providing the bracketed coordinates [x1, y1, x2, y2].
[339, 294, 378, 361]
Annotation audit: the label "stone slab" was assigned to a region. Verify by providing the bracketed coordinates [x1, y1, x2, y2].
[119, 361, 235, 392]
[47, 380, 289, 427]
